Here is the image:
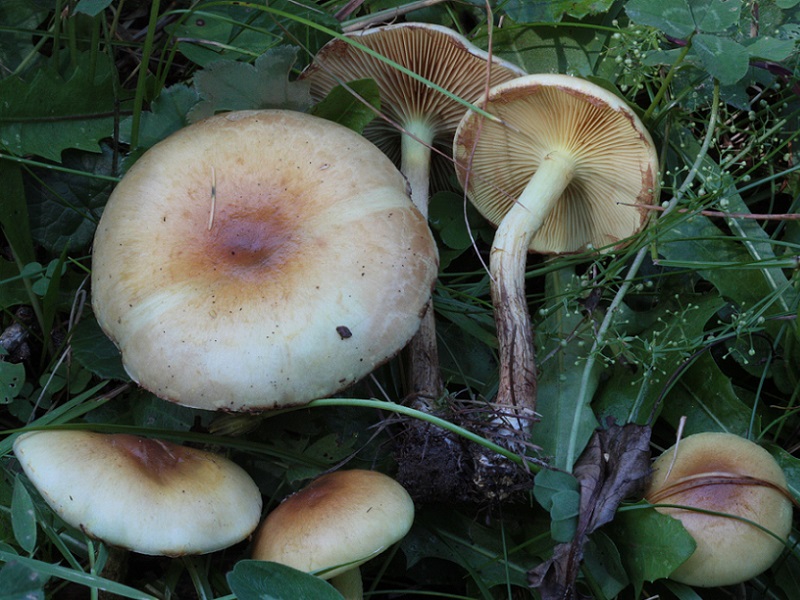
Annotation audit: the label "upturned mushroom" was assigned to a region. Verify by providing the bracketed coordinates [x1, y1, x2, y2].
[300, 23, 526, 401]
[13, 430, 263, 556]
[645, 431, 793, 587]
[453, 74, 659, 434]
[251, 469, 414, 599]
[91, 109, 438, 411]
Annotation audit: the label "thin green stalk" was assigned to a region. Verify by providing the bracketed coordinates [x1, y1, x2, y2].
[566, 80, 722, 471]
[129, 0, 161, 150]
[643, 35, 693, 123]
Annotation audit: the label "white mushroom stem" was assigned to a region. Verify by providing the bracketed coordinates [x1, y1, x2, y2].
[329, 568, 363, 600]
[490, 151, 575, 433]
[400, 120, 443, 403]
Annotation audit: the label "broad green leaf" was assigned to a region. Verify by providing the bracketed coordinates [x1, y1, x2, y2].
[744, 35, 796, 61]
[0, 361, 26, 404]
[625, 0, 698, 39]
[609, 503, 696, 597]
[661, 352, 755, 436]
[583, 532, 629, 599]
[227, 560, 343, 600]
[534, 469, 581, 542]
[188, 46, 312, 121]
[24, 146, 114, 253]
[690, 0, 743, 33]
[0, 560, 48, 600]
[75, 0, 113, 16]
[0, 160, 35, 265]
[0, 2, 49, 75]
[0, 55, 116, 161]
[70, 315, 129, 382]
[119, 84, 200, 150]
[768, 445, 800, 503]
[692, 34, 749, 86]
[486, 22, 610, 77]
[311, 79, 380, 134]
[536, 268, 600, 471]
[0, 260, 30, 309]
[501, 0, 615, 23]
[11, 476, 36, 554]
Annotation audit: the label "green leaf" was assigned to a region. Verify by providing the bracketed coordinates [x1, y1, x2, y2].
[692, 34, 749, 86]
[744, 35, 796, 61]
[0, 260, 30, 309]
[0, 560, 48, 600]
[534, 469, 581, 542]
[501, 0, 615, 22]
[70, 315, 129, 382]
[0, 361, 26, 405]
[227, 560, 343, 600]
[188, 46, 312, 121]
[74, 0, 113, 16]
[311, 79, 380, 134]
[0, 2, 50, 75]
[119, 84, 200, 150]
[583, 532, 629, 599]
[609, 503, 696, 597]
[625, 0, 698, 39]
[0, 56, 116, 161]
[536, 268, 600, 471]
[11, 476, 36, 554]
[690, 0, 742, 33]
[0, 160, 35, 265]
[24, 146, 114, 253]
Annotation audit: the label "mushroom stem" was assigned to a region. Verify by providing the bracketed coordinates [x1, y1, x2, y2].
[489, 152, 575, 433]
[329, 568, 363, 600]
[401, 120, 444, 403]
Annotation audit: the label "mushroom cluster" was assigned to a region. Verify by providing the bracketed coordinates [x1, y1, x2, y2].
[301, 23, 526, 401]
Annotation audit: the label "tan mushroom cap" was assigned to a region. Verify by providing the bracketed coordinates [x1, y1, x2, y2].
[252, 469, 414, 580]
[91, 110, 438, 411]
[13, 430, 263, 556]
[300, 22, 527, 201]
[645, 432, 793, 587]
[454, 73, 659, 254]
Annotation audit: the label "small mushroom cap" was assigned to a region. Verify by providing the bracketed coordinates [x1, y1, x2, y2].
[91, 110, 438, 411]
[645, 432, 793, 587]
[300, 23, 526, 188]
[453, 73, 659, 254]
[251, 469, 414, 579]
[13, 430, 263, 556]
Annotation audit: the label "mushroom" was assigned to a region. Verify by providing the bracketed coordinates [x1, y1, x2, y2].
[453, 74, 659, 434]
[12, 430, 263, 556]
[645, 431, 793, 587]
[300, 23, 526, 401]
[91, 109, 438, 411]
[251, 469, 415, 599]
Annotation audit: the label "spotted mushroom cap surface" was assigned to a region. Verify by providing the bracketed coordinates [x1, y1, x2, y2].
[300, 23, 527, 188]
[91, 110, 438, 411]
[13, 430, 263, 556]
[645, 432, 793, 587]
[252, 469, 415, 579]
[454, 73, 659, 254]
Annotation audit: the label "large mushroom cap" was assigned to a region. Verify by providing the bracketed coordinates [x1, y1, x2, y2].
[454, 73, 659, 254]
[645, 432, 793, 587]
[252, 469, 414, 579]
[91, 109, 438, 411]
[13, 430, 263, 556]
[300, 22, 526, 195]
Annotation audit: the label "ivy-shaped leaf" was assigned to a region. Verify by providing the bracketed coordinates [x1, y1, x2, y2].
[119, 84, 200, 150]
[227, 560, 343, 600]
[501, 0, 615, 23]
[188, 46, 312, 121]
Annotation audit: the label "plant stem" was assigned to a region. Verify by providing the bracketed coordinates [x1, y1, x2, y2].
[566, 81, 721, 470]
[490, 152, 574, 432]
